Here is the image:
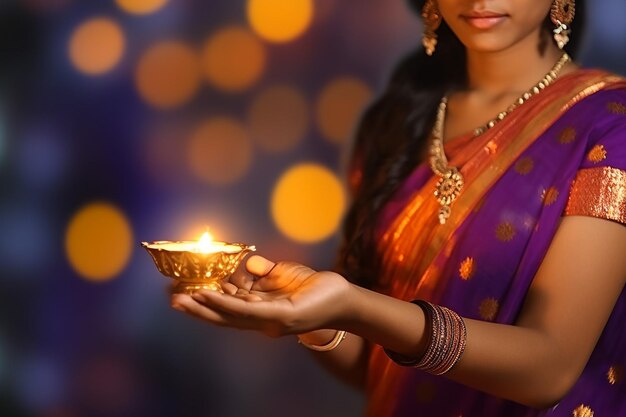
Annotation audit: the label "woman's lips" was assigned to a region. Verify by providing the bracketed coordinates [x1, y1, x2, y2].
[461, 13, 508, 30]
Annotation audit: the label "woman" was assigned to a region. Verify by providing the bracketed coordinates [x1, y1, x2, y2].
[172, 0, 626, 415]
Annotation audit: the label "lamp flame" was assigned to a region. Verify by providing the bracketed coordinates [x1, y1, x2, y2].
[196, 231, 216, 253]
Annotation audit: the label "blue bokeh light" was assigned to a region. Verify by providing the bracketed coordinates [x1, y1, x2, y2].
[16, 125, 69, 191]
[14, 354, 67, 413]
[0, 204, 54, 280]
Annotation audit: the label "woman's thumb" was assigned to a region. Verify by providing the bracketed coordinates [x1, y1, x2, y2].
[246, 255, 276, 277]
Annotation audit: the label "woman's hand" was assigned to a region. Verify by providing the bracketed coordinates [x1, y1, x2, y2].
[171, 255, 355, 337]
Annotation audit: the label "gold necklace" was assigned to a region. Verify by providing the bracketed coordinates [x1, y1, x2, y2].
[429, 53, 571, 225]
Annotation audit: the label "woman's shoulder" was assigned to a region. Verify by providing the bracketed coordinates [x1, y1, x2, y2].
[571, 68, 626, 106]
[563, 69, 626, 126]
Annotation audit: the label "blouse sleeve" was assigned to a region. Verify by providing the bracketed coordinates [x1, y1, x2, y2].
[565, 93, 626, 225]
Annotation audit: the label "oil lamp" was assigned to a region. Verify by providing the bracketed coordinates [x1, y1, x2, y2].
[142, 231, 256, 294]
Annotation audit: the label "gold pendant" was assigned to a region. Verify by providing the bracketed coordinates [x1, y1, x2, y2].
[434, 168, 464, 224]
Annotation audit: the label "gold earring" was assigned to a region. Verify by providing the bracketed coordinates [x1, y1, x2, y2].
[550, 0, 575, 49]
[422, 0, 442, 56]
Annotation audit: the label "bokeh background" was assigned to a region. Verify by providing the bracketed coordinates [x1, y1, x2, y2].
[0, 0, 625, 416]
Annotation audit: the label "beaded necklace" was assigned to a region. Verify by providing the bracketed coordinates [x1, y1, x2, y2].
[429, 53, 571, 224]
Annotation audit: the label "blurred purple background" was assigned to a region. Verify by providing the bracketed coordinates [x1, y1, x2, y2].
[0, 0, 624, 416]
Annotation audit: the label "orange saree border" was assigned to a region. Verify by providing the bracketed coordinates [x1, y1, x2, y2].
[366, 71, 626, 417]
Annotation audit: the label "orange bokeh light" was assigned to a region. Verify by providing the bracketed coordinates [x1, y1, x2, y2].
[65, 202, 133, 282]
[271, 163, 346, 243]
[116, 0, 167, 14]
[135, 41, 202, 109]
[68, 17, 125, 76]
[246, 0, 314, 43]
[247, 85, 310, 152]
[316, 77, 373, 145]
[201, 26, 267, 93]
[187, 117, 253, 185]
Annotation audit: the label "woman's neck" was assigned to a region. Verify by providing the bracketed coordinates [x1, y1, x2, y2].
[465, 33, 567, 97]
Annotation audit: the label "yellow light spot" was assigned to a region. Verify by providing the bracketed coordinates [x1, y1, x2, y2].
[202, 26, 267, 93]
[65, 202, 133, 281]
[558, 127, 577, 144]
[316, 77, 373, 145]
[187, 117, 253, 186]
[248, 85, 310, 152]
[514, 156, 534, 175]
[68, 17, 125, 75]
[542, 187, 560, 206]
[478, 298, 499, 321]
[607, 101, 626, 115]
[608, 365, 623, 385]
[116, 0, 167, 14]
[246, 0, 314, 43]
[573, 404, 594, 417]
[135, 41, 201, 109]
[495, 222, 516, 242]
[271, 163, 346, 243]
[459, 257, 475, 280]
[587, 144, 607, 164]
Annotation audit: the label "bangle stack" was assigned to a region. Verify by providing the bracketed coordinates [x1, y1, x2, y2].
[298, 330, 347, 352]
[385, 300, 467, 375]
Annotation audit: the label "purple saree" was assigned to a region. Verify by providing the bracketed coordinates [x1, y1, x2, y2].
[365, 69, 626, 417]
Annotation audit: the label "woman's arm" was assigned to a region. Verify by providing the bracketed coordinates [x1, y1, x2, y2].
[172, 215, 626, 408]
[296, 330, 369, 389]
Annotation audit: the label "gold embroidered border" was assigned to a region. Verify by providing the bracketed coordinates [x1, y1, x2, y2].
[566, 167, 626, 224]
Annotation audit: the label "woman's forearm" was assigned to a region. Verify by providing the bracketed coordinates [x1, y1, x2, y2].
[297, 330, 369, 389]
[342, 284, 582, 408]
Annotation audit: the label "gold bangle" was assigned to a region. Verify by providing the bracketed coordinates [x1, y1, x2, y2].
[298, 330, 347, 352]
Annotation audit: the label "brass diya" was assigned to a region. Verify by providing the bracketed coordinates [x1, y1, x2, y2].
[142, 233, 256, 294]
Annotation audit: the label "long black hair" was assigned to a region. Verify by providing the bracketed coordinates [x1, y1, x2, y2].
[337, 0, 586, 289]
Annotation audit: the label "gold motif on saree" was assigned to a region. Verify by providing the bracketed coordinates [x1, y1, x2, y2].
[573, 404, 594, 417]
[607, 365, 624, 385]
[558, 126, 577, 144]
[514, 156, 535, 175]
[587, 144, 607, 163]
[566, 167, 626, 224]
[607, 101, 626, 115]
[479, 298, 499, 321]
[495, 222, 516, 242]
[459, 257, 475, 281]
[542, 187, 560, 206]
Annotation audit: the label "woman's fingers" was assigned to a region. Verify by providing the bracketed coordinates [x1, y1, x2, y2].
[192, 290, 291, 323]
[246, 258, 316, 292]
[172, 294, 263, 330]
[227, 268, 256, 291]
[171, 294, 231, 326]
[220, 281, 238, 295]
[246, 255, 276, 277]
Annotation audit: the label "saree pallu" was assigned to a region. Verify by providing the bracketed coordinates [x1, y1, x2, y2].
[366, 70, 626, 417]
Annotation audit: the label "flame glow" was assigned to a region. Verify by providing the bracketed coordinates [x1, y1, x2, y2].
[196, 231, 217, 253]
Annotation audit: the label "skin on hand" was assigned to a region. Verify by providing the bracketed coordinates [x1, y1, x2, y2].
[171, 255, 355, 337]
